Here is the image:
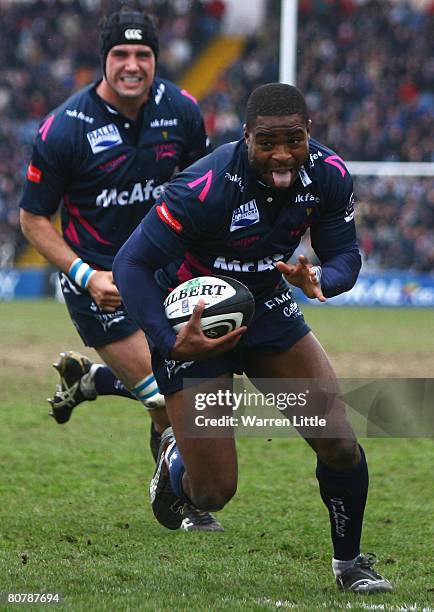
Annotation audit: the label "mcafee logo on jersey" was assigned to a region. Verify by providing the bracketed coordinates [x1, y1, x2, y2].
[87, 124, 122, 154]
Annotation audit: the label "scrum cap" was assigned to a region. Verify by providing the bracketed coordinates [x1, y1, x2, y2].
[99, 9, 159, 74]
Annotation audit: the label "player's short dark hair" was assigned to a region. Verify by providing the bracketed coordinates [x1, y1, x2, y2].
[99, 5, 159, 74]
[245, 83, 309, 128]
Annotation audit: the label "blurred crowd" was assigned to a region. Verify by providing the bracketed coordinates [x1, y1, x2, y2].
[298, 175, 434, 275]
[0, 0, 433, 274]
[356, 175, 434, 274]
[202, 0, 434, 162]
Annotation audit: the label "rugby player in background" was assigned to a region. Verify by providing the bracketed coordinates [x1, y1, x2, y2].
[20, 3, 221, 532]
[114, 83, 393, 593]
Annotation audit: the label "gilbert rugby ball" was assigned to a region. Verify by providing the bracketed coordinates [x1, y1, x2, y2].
[164, 276, 255, 338]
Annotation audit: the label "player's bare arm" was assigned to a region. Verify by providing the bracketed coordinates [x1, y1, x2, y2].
[20, 210, 121, 311]
[20, 210, 81, 275]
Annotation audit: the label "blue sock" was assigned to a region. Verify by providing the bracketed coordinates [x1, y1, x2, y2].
[316, 445, 369, 561]
[94, 366, 134, 399]
[165, 443, 190, 504]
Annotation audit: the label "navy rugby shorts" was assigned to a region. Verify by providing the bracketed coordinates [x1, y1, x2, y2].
[59, 272, 140, 347]
[152, 286, 311, 395]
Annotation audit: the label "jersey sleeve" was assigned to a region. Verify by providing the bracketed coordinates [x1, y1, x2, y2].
[178, 91, 212, 169]
[113, 225, 178, 357]
[141, 163, 215, 259]
[20, 115, 72, 216]
[311, 162, 358, 259]
[310, 158, 361, 297]
[114, 163, 218, 357]
[115, 156, 225, 356]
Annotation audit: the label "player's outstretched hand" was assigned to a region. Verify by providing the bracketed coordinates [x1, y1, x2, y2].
[87, 270, 122, 311]
[171, 300, 247, 361]
[276, 255, 326, 302]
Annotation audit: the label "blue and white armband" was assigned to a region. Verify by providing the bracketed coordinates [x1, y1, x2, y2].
[311, 265, 322, 284]
[68, 258, 97, 289]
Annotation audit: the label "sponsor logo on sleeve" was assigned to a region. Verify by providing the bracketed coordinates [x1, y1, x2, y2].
[230, 199, 260, 232]
[156, 202, 183, 233]
[344, 192, 355, 222]
[27, 163, 42, 183]
[87, 124, 122, 154]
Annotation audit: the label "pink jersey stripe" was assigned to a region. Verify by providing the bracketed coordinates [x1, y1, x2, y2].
[176, 262, 194, 283]
[187, 169, 213, 202]
[64, 219, 80, 245]
[39, 114, 55, 142]
[324, 155, 347, 178]
[184, 251, 215, 276]
[180, 89, 198, 105]
[64, 195, 113, 245]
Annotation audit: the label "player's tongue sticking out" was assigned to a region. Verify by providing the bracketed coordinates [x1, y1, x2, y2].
[272, 169, 292, 189]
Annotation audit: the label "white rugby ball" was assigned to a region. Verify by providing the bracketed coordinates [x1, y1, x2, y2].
[164, 276, 255, 338]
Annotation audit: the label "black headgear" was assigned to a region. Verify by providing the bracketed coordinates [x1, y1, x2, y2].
[99, 10, 159, 75]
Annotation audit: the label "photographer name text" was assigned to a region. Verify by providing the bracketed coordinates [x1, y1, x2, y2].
[194, 415, 326, 428]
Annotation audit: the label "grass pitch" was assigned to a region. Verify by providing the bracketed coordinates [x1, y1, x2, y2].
[0, 300, 433, 611]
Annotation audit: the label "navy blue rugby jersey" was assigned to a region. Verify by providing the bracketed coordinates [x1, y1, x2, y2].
[141, 137, 360, 302]
[20, 78, 210, 270]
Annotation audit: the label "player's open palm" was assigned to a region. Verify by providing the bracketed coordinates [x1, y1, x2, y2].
[171, 300, 246, 361]
[276, 256, 326, 302]
[87, 270, 122, 311]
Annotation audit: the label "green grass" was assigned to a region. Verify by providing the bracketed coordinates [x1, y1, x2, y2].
[0, 301, 433, 610]
[305, 306, 434, 354]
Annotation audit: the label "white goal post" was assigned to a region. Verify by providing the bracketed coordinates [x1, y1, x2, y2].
[347, 162, 434, 177]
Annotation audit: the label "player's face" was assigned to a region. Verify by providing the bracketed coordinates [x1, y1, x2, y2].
[244, 115, 310, 190]
[105, 44, 156, 100]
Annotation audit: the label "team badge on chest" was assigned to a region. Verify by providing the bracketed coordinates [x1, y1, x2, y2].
[87, 123, 123, 154]
[230, 199, 260, 232]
